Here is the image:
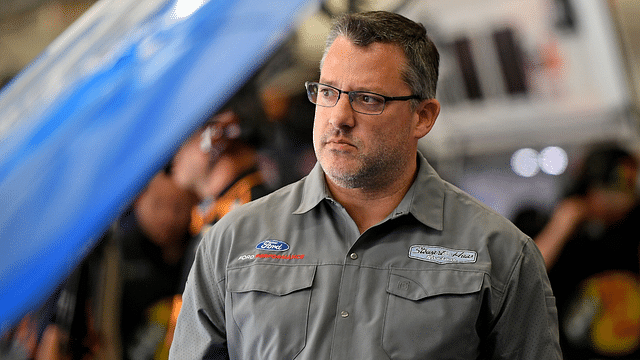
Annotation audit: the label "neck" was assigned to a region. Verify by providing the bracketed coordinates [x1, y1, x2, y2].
[326, 160, 417, 234]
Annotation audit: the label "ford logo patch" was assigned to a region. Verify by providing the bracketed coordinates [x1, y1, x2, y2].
[256, 240, 289, 252]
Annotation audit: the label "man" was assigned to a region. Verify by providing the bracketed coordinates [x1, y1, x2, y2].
[117, 169, 199, 360]
[167, 77, 272, 304]
[170, 11, 561, 359]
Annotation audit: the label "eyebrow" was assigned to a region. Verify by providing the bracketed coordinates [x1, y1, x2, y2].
[317, 80, 387, 95]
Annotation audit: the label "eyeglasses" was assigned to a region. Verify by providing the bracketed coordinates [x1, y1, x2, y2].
[304, 81, 421, 115]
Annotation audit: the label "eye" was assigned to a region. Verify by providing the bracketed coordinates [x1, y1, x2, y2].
[318, 85, 336, 98]
[356, 93, 384, 105]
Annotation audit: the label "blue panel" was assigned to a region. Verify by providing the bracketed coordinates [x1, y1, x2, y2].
[0, 0, 317, 333]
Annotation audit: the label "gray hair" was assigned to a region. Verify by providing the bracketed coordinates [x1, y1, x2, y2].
[320, 11, 439, 106]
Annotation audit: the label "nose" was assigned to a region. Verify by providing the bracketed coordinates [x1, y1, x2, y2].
[328, 92, 355, 129]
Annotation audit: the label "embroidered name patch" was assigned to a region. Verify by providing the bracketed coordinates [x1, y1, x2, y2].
[256, 240, 289, 251]
[409, 245, 477, 264]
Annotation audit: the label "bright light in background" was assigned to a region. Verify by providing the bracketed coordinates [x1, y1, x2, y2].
[511, 146, 569, 177]
[538, 146, 568, 175]
[511, 148, 540, 177]
[170, 0, 207, 20]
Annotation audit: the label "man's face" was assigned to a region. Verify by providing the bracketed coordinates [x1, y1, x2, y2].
[313, 36, 424, 190]
[171, 111, 237, 196]
[136, 172, 197, 247]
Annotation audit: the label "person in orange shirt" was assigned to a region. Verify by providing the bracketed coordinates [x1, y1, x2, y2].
[171, 80, 272, 237]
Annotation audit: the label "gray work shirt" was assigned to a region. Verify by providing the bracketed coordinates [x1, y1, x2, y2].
[170, 152, 562, 359]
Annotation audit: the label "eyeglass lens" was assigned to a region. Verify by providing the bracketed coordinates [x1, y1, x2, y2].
[306, 82, 385, 115]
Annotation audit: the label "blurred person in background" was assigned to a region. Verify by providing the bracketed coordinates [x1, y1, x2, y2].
[153, 79, 273, 358]
[115, 168, 199, 360]
[535, 143, 640, 359]
[171, 79, 272, 239]
[1, 168, 199, 360]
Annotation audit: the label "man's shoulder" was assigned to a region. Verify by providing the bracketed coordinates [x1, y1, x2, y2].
[438, 180, 532, 267]
[440, 180, 518, 230]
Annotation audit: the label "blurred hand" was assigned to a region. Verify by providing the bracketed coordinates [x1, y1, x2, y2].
[535, 196, 589, 270]
[555, 196, 589, 225]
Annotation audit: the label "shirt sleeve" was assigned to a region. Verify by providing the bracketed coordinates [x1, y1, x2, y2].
[485, 238, 563, 359]
[169, 236, 229, 360]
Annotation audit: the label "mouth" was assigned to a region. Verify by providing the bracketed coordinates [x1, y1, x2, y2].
[325, 138, 356, 151]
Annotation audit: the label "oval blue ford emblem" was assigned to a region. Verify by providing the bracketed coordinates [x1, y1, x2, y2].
[256, 240, 289, 252]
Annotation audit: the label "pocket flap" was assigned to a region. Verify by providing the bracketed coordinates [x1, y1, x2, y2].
[387, 269, 484, 301]
[228, 264, 316, 296]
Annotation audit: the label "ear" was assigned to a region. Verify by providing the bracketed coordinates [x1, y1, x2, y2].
[413, 98, 440, 139]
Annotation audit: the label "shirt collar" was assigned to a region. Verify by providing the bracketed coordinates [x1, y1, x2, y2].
[397, 152, 444, 231]
[293, 162, 330, 214]
[293, 152, 445, 231]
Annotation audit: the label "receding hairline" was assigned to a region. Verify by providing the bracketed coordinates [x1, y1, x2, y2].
[319, 11, 439, 100]
[319, 36, 410, 81]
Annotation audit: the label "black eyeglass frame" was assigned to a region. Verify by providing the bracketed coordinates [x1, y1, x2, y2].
[305, 81, 422, 115]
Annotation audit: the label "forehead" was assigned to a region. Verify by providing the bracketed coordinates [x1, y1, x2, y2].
[320, 36, 407, 92]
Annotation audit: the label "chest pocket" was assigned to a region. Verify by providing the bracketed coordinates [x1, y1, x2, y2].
[228, 264, 316, 360]
[383, 268, 485, 359]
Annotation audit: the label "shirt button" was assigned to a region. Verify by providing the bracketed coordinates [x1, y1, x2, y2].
[341, 311, 349, 318]
[349, 253, 358, 260]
